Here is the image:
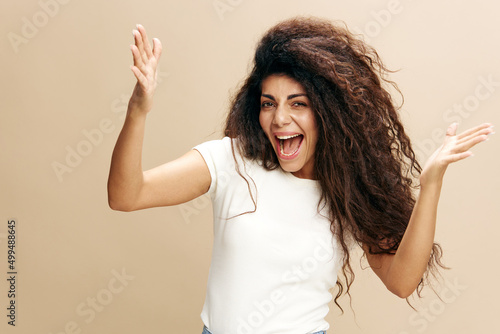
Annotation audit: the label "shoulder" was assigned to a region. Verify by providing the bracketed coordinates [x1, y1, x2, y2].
[193, 136, 255, 167]
[194, 136, 232, 156]
[193, 136, 254, 196]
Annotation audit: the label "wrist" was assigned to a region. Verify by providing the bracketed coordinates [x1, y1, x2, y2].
[419, 165, 446, 189]
[419, 175, 443, 191]
[126, 100, 151, 120]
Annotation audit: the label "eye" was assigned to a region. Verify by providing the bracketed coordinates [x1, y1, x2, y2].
[261, 101, 275, 108]
[292, 101, 308, 107]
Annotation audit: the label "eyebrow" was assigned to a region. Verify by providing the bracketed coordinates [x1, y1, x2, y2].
[261, 93, 308, 101]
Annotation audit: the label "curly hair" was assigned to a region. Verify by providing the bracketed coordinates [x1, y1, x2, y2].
[224, 16, 446, 311]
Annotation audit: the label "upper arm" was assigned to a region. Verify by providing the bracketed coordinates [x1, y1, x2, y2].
[129, 149, 211, 211]
[363, 242, 421, 298]
[362, 242, 396, 290]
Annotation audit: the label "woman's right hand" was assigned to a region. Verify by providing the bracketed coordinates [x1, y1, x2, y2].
[129, 24, 162, 114]
[109, 24, 210, 212]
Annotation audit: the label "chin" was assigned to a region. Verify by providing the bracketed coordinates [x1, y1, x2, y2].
[277, 160, 302, 173]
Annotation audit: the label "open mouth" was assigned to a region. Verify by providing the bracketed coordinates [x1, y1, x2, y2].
[275, 134, 304, 158]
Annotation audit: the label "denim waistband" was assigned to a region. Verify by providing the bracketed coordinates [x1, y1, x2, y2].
[202, 324, 326, 334]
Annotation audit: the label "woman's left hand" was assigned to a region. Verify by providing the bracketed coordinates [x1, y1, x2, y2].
[419, 122, 494, 187]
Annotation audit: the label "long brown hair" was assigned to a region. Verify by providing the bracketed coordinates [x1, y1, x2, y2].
[224, 16, 445, 311]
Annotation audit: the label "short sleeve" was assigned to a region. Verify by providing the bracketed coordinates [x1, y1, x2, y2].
[193, 137, 233, 197]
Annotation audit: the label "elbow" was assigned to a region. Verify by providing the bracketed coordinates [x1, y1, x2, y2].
[393, 289, 414, 299]
[388, 284, 416, 299]
[381, 268, 420, 299]
[107, 190, 136, 212]
[108, 199, 133, 212]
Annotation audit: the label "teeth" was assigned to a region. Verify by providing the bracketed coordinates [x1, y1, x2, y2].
[276, 134, 301, 140]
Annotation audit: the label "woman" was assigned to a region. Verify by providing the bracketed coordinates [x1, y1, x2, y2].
[107, 17, 493, 334]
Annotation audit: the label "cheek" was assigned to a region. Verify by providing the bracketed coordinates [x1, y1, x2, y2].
[259, 112, 269, 132]
[305, 114, 319, 146]
[301, 113, 317, 135]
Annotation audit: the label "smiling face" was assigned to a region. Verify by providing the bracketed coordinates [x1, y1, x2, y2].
[259, 74, 318, 179]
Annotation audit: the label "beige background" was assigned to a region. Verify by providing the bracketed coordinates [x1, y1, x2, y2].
[1, 0, 499, 333]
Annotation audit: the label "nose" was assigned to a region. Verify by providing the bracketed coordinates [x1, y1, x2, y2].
[272, 104, 291, 128]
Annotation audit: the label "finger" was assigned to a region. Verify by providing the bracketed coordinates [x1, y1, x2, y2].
[136, 24, 153, 59]
[130, 65, 148, 88]
[443, 151, 473, 164]
[445, 122, 459, 137]
[453, 134, 489, 153]
[457, 125, 494, 145]
[152, 37, 162, 60]
[133, 29, 148, 65]
[456, 122, 493, 140]
[130, 44, 146, 72]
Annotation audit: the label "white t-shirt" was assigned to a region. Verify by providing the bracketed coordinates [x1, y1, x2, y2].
[194, 137, 343, 334]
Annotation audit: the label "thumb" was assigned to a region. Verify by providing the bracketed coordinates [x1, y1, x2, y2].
[446, 122, 458, 137]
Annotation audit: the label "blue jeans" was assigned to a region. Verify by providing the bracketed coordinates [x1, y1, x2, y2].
[202, 324, 326, 334]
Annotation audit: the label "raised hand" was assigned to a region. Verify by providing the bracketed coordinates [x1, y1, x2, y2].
[420, 122, 495, 187]
[129, 24, 162, 114]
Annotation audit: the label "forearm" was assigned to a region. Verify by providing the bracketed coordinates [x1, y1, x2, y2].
[107, 104, 148, 211]
[368, 122, 492, 298]
[385, 180, 443, 296]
